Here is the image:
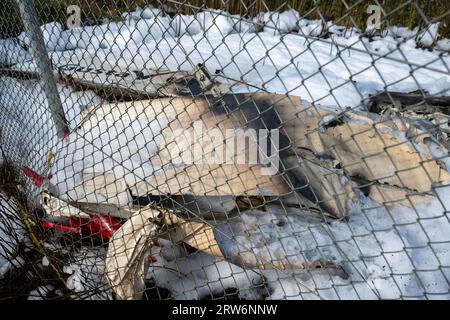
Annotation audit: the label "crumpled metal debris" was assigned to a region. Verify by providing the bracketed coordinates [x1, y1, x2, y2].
[105, 206, 163, 300]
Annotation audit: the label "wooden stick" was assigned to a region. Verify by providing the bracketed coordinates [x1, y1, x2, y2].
[0, 68, 39, 80]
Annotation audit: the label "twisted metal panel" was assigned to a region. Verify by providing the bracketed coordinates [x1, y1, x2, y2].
[0, 0, 449, 300]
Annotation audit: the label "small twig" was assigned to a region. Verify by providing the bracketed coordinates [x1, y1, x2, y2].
[16, 207, 68, 289]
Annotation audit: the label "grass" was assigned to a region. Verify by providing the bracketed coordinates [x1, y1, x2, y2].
[0, 142, 69, 299]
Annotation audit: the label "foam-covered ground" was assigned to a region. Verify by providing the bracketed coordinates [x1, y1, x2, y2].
[3, 8, 449, 109]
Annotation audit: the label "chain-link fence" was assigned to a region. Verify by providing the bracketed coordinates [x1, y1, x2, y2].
[0, 0, 450, 300]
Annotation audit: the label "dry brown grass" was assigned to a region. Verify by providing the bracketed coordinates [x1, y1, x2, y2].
[0, 142, 69, 300]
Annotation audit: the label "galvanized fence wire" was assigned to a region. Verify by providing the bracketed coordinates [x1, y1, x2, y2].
[0, 0, 450, 300]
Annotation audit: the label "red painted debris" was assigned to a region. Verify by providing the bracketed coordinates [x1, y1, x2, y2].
[42, 214, 122, 241]
[22, 166, 45, 187]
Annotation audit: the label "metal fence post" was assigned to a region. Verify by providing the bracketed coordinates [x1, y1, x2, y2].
[15, 0, 68, 139]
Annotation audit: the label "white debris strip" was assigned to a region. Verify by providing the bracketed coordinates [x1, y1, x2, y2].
[0, 6, 449, 300]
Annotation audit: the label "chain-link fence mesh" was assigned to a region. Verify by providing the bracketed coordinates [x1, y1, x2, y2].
[0, 0, 450, 300]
